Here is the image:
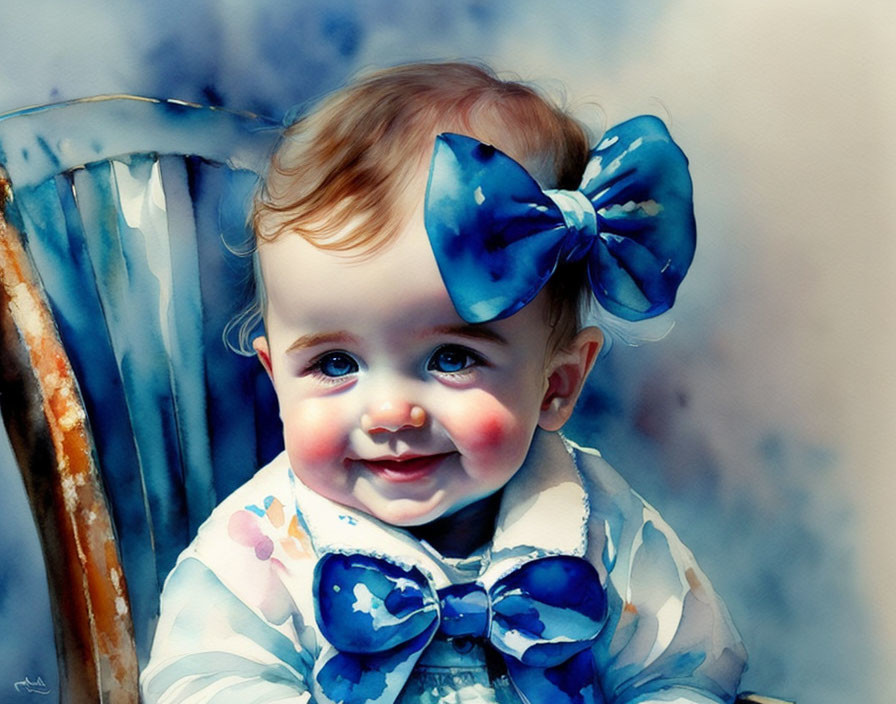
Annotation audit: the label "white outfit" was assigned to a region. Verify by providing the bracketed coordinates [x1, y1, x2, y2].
[141, 430, 746, 704]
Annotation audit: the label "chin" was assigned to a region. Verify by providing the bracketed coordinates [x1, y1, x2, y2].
[366, 498, 450, 528]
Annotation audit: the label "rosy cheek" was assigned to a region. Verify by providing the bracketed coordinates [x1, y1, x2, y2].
[451, 398, 525, 462]
[465, 411, 513, 452]
[283, 403, 347, 468]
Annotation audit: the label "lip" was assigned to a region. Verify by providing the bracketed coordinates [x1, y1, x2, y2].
[359, 452, 454, 483]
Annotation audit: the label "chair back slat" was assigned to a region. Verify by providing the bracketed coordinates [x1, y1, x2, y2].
[157, 154, 217, 534]
[188, 158, 281, 501]
[73, 159, 192, 587]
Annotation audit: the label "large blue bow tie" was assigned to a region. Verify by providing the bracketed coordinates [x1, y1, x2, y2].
[312, 553, 607, 704]
[424, 115, 696, 323]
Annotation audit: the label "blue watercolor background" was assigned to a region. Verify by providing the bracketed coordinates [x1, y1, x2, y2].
[1, 1, 893, 702]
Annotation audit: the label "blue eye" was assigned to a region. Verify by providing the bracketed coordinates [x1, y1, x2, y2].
[427, 345, 482, 374]
[314, 352, 359, 378]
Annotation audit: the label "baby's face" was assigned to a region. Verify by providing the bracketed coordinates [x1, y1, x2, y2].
[254, 199, 578, 527]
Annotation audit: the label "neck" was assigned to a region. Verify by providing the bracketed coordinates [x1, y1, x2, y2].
[407, 491, 503, 558]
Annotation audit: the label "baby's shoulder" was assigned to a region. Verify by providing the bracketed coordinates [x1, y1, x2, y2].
[566, 441, 633, 496]
[565, 439, 648, 517]
[565, 439, 683, 555]
[181, 452, 316, 572]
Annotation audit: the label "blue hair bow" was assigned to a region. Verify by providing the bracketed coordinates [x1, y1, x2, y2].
[424, 115, 696, 323]
[312, 553, 607, 704]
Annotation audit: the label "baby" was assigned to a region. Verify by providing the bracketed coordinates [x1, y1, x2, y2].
[142, 62, 747, 704]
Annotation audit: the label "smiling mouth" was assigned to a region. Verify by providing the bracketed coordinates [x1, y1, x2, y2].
[360, 453, 454, 483]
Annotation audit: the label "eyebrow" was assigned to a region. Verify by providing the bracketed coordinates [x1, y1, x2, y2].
[418, 324, 508, 346]
[285, 331, 359, 354]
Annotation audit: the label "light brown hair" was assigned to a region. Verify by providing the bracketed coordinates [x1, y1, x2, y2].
[248, 61, 594, 349]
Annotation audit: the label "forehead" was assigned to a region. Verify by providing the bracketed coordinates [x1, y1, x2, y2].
[257, 212, 461, 336]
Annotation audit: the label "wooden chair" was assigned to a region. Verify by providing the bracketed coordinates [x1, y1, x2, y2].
[0, 95, 283, 702]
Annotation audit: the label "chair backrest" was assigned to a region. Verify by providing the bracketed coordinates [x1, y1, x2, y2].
[0, 96, 283, 702]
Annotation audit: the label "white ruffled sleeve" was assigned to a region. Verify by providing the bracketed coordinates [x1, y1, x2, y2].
[575, 445, 747, 704]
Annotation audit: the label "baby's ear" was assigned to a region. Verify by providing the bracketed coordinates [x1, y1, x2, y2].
[252, 336, 274, 381]
[538, 327, 602, 432]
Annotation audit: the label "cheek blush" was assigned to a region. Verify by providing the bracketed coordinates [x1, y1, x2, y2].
[469, 413, 510, 450]
[455, 401, 525, 462]
[285, 410, 346, 467]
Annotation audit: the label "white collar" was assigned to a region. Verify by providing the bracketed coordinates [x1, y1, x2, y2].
[288, 429, 590, 592]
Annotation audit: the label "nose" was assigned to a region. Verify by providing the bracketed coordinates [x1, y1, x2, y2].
[361, 399, 427, 434]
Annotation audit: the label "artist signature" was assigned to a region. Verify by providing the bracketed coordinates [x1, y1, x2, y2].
[13, 676, 51, 695]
